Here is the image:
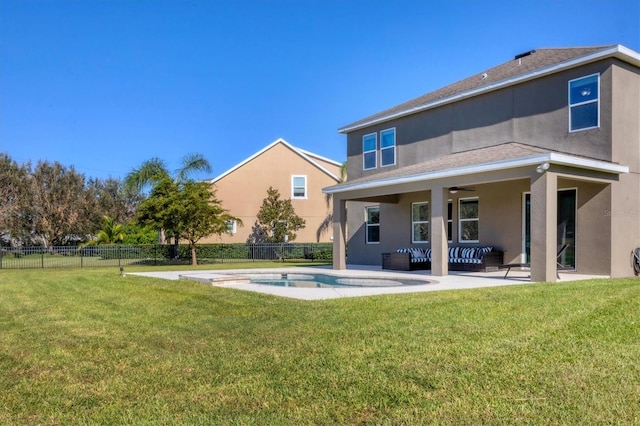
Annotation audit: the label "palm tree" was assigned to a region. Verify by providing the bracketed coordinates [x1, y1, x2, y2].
[124, 153, 212, 194]
[95, 215, 126, 244]
[80, 215, 125, 247]
[124, 153, 213, 248]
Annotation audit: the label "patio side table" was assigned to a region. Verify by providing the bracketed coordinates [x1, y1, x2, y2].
[381, 253, 391, 269]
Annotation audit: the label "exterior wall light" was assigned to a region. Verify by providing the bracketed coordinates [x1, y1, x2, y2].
[536, 162, 550, 173]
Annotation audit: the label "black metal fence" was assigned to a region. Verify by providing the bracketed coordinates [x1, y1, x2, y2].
[0, 243, 333, 270]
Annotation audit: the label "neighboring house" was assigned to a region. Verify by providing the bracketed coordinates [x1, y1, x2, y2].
[324, 45, 640, 281]
[200, 138, 342, 244]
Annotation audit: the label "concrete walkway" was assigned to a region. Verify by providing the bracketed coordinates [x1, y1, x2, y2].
[129, 265, 607, 300]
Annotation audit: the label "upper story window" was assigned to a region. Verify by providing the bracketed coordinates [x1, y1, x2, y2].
[411, 202, 429, 243]
[569, 73, 599, 132]
[458, 198, 479, 243]
[380, 128, 396, 167]
[291, 175, 307, 199]
[363, 133, 377, 170]
[362, 129, 396, 170]
[365, 206, 380, 244]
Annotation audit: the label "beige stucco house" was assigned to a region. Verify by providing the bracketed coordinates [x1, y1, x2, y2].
[200, 138, 343, 244]
[324, 45, 640, 281]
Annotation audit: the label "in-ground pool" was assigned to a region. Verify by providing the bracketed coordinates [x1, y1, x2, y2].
[244, 272, 427, 288]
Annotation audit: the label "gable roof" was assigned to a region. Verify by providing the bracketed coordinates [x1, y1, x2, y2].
[340, 44, 640, 133]
[323, 142, 628, 195]
[208, 138, 342, 184]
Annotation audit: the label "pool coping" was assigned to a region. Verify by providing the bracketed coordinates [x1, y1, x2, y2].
[128, 266, 605, 300]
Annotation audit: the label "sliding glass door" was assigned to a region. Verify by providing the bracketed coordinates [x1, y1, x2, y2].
[523, 189, 576, 269]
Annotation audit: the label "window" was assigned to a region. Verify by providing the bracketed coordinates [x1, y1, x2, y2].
[226, 220, 237, 234]
[363, 133, 377, 170]
[292, 175, 307, 199]
[447, 200, 453, 243]
[411, 202, 429, 243]
[380, 128, 396, 167]
[365, 206, 380, 244]
[458, 198, 479, 243]
[363, 129, 396, 170]
[569, 73, 599, 131]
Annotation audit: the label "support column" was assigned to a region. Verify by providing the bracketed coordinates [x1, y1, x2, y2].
[530, 172, 557, 282]
[610, 173, 640, 277]
[431, 186, 449, 276]
[332, 197, 347, 270]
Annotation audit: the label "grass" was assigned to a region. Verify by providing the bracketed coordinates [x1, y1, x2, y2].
[1, 267, 639, 424]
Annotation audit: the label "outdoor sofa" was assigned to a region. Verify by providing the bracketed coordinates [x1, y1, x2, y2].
[387, 246, 503, 272]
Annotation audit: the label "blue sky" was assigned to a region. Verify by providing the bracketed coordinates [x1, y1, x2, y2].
[1, 0, 638, 181]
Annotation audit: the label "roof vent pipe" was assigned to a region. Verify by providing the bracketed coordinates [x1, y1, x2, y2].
[514, 49, 536, 60]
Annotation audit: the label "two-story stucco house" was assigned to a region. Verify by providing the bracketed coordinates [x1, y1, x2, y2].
[200, 138, 343, 244]
[324, 45, 640, 282]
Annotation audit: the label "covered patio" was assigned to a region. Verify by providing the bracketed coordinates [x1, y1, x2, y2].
[324, 143, 628, 282]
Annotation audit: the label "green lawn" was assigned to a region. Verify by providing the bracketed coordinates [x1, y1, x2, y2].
[1, 267, 639, 424]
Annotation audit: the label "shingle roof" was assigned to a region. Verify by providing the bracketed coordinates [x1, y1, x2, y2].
[340, 46, 615, 132]
[323, 142, 626, 194]
[330, 143, 547, 188]
[208, 138, 341, 183]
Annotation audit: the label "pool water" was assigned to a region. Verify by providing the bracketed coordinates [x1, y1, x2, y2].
[246, 273, 427, 288]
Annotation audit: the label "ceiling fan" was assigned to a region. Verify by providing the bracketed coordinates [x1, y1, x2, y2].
[448, 186, 475, 194]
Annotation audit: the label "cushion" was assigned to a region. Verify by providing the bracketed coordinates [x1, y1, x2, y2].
[444, 246, 494, 261]
[409, 248, 425, 259]
[448, 247, 462, 259]
[460, 247, 477, 258]
[449, 257, 482, 264]
[398, 246, 493, 263]
[424, 248, 432, 260]
[396, 248, 428, 259]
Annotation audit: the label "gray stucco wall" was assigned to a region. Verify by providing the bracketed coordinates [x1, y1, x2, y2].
[347, 182, 528, 266]
[346, 179, 615, 275]
[610, 61, 640, 276]
[346, 60, 617, 182]
[345, 201, 381, 265]
[572, 179, 611, 275]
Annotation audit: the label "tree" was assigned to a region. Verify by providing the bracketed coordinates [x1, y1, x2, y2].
[79, 215, 126, 249]
[0, 153, 152, 247]
[136, 178, 240, 265]
[255, 187, 305, 243]
[94, 216, 126, 245]
[121, 223, 159, 245]
[124, 154, 212, 194]
[124, 153, 212, 244]
[27, 161, 97, 246]
[0, 154, 30, 244]
[87, 177, 143, 225]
